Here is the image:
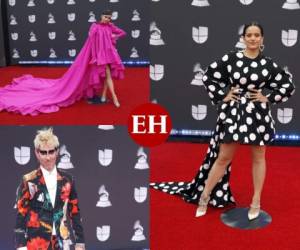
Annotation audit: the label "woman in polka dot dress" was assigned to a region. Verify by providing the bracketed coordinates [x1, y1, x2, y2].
[150, 22, 295, 220]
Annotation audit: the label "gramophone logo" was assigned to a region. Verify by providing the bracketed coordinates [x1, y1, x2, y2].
[281, 29, 298, 47]
[47, 0, 55, 4]
[27, 0, 35, 7]
[12, 49, 20, 58]
[109, 0, 119, 2]
[130, 47, 139, 58]
[277, 108, 293, 124]
[150, 64, 164, 81]
[112, 11, 118, 20]
[282, 0, 300, 9]
[48, 13, 56, 24]
[192, 26, 208, 44]
[192, 105, 207, 120]
[67, 13, 76, 22]
[132, 9, 141, 21]
[191, 0, 210, 7]
[57, 145, 74, 169]
[134, 187, 148, 203]
[96, 226, 111, 242]
[96, 185, 112, 207]
[191, 63, 205, 86]
[239, 0, 253, 5]
[9, 0, 16, 6]
[98, 125, 115, 130]
[131, 30, 140, 38]
[28, 15, 36, 23]
[98, 149, 113, 167]
[134, 147, 149, 170]
[67, 0, 75, 5]
[30, 49, 38, 57]
[11, 33, 18, 41]
[29, 32, 37, 42]
[88, 11, 96, 23]
[10, 15, 17, 25]
[14, 146, 30, 165]
[68, 49, 76, 57]
[48, 32, 56, 40]
[49, 48, 57, 58]
[235, 25, 246, 49]
[131, 220, 146, 241]
[68, 31, 76, 41]
[89, 0, 96, 2]
[150, 22, 165, 45]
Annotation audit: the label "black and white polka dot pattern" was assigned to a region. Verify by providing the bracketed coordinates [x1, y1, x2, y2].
[150, 51, 295, 208]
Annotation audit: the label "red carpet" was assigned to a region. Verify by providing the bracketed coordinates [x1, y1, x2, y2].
[0, 66, 149, 124]
[150, 142, 300, 250]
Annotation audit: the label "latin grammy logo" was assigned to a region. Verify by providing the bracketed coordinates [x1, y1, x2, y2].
[67, 0, 75, 5]
[131, 220, 146, 241]
[134, 147, 149, 170]
[96, 225, 110, 241]
[96, 185, 112, 207]
[29, 32, 37, 42]
[12, 49, 20, 58]
[49, 48, 57, 58]
[235, 25, 246, 50]
[150, 64, 164, 81]
[132, 10, 141, 21]
[14, 146, 30, 165]
[88, 11, 96, 23]
[48, 13, 56, 24]
[10, 15, 17, 25]
[68, 31, 76, 41]
[191, 104, 207, 120]
[192, 26, 208, 44]
[27, 0, 35, 7]
[47, 0, 55, 4]
[130, 47, 139, 58]
[98, 149, 113, 167]
[191, 0, 210, 7]
[282, 0, 300, 9]
[57, 145, 74, 169]
[150, 22, 165, 46]
[111, 11, 118, 20]
[190, 63, 205, 86]
[98, 125, 115, 130]
[239, 0, 253, 5]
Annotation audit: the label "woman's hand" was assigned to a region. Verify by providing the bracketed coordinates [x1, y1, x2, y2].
[223, 87, 241, 102]
[249, 89, 269, 103]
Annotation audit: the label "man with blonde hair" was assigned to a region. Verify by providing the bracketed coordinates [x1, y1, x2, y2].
[15, 128, 85, 250]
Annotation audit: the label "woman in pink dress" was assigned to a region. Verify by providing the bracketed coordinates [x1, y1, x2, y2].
[0, 10, 126, 115]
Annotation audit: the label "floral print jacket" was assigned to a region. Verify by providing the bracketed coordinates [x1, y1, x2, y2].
[14, 168, 85, 249]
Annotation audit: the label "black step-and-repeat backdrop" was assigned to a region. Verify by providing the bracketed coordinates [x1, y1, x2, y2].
[150, 0, 299, 135]
[5, 0, 149, 64]
[0, 0, 6, 66]
[0, 126, 149, 250]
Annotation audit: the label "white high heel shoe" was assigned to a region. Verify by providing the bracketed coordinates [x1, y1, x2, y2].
[195, 196, 209, 217]
[248, 204, 261, 220]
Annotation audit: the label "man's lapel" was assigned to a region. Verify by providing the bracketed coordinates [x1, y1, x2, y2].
[54, 169, 65, 210]
[35, 168, 53, 211]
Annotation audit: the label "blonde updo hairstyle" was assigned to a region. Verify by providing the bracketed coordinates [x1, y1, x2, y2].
[34, 127, 59, 150]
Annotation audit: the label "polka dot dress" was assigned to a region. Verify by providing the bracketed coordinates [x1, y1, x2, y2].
[150, 51, 295, 207]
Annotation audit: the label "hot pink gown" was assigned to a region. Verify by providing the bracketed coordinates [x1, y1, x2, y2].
[0, 22, 126, 115]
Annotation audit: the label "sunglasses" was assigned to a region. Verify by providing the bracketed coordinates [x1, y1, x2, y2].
[38, 148, 57, 156]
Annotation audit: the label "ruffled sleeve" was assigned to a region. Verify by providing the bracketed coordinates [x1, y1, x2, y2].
[202, 53, 232, 105]
[110, 23, 126, 39]
[265, 60, 295, 104]
[88, 23, 98, 37]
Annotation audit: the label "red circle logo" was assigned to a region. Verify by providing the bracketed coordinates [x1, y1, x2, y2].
[128, 103, 172, 147]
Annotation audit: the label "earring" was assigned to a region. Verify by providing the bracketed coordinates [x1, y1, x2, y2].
[259, 44, 265, 52]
